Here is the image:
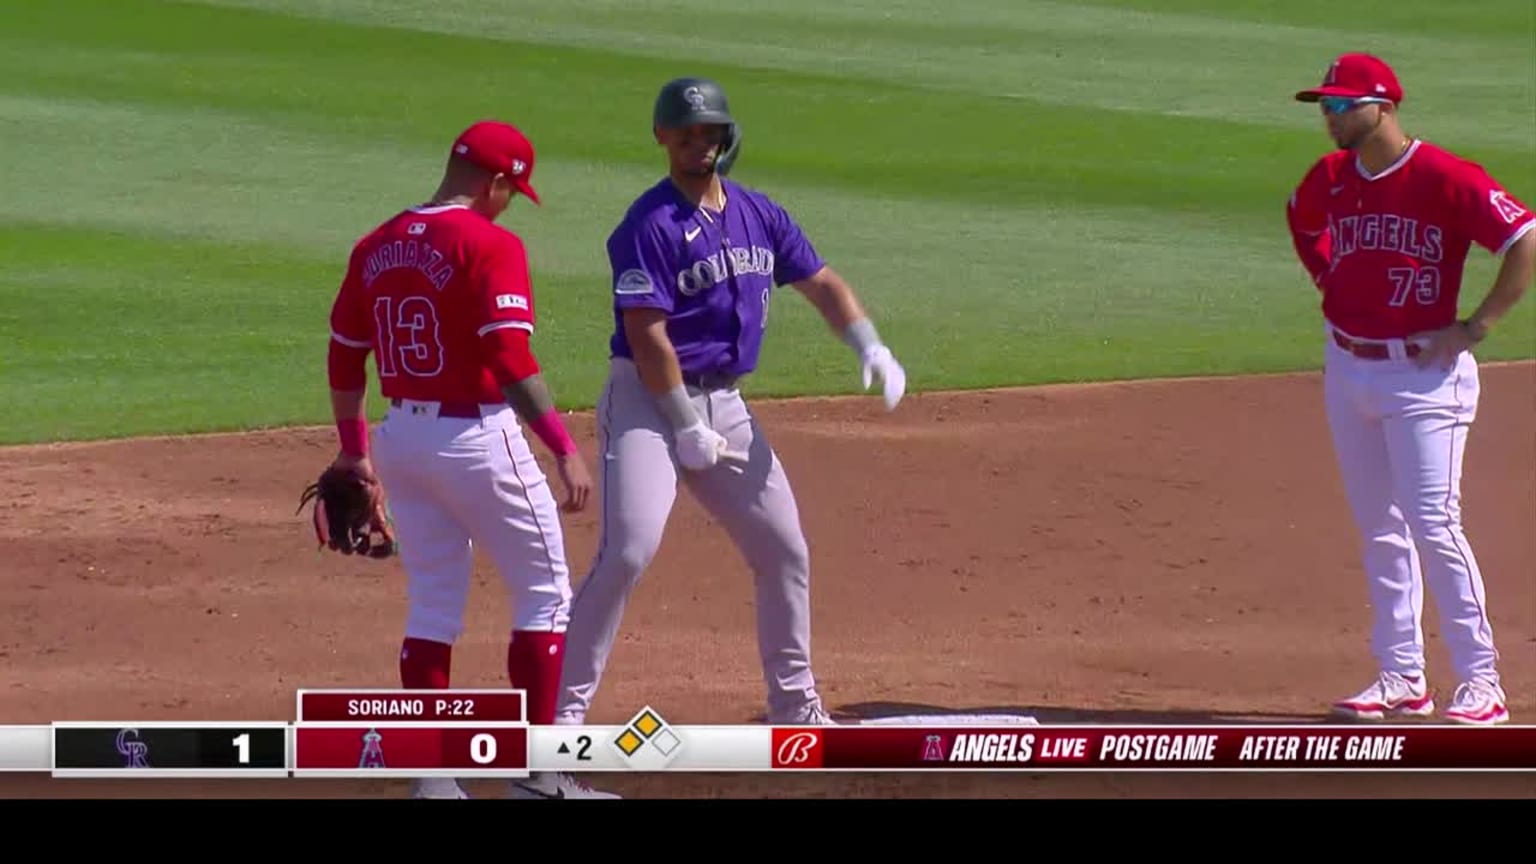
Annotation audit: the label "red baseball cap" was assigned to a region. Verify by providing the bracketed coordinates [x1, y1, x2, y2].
[1295, 53, 1403, 103]
[451, 120, 540, 204]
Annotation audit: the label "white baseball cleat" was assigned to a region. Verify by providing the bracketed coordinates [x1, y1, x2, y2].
[508, 772, 621, 800]
[1444, 680, 1510, 726]
[1331, 671, 1435, 720]
[410, 777, 470, 799]
[769, 699, 841, 726]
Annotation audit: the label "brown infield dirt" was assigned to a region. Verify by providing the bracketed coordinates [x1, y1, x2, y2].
[1, 362, 1532, 800]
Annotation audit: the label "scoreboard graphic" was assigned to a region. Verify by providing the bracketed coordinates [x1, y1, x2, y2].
[51, 722, 289, 778]
[1, 689, 1532, 778]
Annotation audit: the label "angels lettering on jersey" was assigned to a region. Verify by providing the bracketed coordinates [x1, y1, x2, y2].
[1287, 139, 1536, 340]
[330, 203, 540, 405]
[605, 177, 827, 378]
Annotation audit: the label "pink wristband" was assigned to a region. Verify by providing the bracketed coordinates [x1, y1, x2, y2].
[527, 408, 578, 457]
[337, 417, 369, 457]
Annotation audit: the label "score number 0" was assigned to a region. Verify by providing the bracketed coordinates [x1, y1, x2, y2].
[471, 733, 498, 764]
[466, 731, 567, 764]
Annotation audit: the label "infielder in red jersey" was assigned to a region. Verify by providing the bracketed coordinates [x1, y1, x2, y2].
[324, 120, 616, 798]
[1287, 53, 1535, 726]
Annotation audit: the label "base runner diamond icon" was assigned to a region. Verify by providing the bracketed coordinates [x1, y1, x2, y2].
[611, 706, 684, 770]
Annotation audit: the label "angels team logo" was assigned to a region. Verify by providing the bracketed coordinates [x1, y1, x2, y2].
[1490, 190, 1527, 225]
[922, 734, 946, 761]
[359, 728, 386, 768]
[115, 728, 150, 768]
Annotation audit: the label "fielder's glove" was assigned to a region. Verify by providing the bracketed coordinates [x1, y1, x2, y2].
[297, 462, 396, 558]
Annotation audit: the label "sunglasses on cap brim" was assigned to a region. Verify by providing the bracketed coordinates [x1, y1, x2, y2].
[1319, 96, 1393, 114]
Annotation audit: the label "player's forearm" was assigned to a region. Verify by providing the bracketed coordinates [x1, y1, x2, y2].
[627, 321, 703, 431]
[501, 374, 579, 458]
[1466, 231, 1535, 339]
[795, 266, 892, 358]
[627, 321, 685, 396]
[797, 267, 868, 333]
[327, 337, 371, 459]
[329, 388, 369, 457]
[331, 388, 366, 420]
[1286, 195, 1331, 288]
[479, 327, 580, 458]
[500, 373, 558, 427]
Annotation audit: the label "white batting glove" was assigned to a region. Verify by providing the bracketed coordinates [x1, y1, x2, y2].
[860, 345, 906, 411]
[674, 422, 746, 471]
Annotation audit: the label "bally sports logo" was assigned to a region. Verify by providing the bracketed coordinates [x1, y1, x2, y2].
[771, 729, 823, 768]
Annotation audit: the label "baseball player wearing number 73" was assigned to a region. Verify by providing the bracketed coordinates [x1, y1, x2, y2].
[554, 77, 907, 728]
[1287, 53, 1535, 726]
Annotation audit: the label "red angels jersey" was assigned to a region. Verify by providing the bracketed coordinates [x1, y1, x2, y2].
[329, 203, 537, 404]
[1287, 139, 1536, 339]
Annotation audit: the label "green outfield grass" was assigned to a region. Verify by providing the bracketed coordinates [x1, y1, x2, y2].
[1, 0, 1531, 444]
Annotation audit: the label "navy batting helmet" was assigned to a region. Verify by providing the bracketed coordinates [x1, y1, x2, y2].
[653, 77, 741, 175]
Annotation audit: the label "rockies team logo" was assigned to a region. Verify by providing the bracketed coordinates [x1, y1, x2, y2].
[359, 728, 386, 768]
[115, 728, 150, 768]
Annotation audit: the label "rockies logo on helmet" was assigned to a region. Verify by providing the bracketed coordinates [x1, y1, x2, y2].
[654, 76, 742, 175]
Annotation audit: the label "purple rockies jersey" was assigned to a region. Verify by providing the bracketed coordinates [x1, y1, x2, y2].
[607, 177, 825, 378]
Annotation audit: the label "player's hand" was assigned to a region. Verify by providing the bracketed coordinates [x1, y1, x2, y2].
[674, 421, 744, 471]
[1409, 323, 1477, 371]
[555, 453, 593, 512]
[860, 345, 906, 411]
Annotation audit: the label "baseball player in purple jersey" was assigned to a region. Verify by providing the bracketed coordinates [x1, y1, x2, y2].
[554, 77, 907, 729]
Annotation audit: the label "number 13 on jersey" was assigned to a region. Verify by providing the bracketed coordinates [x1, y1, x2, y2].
[374, 295, 445, 377]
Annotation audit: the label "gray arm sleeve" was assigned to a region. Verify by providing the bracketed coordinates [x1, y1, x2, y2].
[654, 385, 702, 430]
[842, 317, 882, 355]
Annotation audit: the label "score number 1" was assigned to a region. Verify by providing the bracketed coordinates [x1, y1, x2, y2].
[233, 732, 251, 764]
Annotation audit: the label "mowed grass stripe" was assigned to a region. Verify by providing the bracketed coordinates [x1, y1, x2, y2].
[0, 224, 342, 443]
[3, 85, 1418, 443]
[7, 0, 1530, 215]
[2, 89, 1382, 441]
[1066, 0, 1534, 41]
[0, 220, 620, 444]
[1, 1, 1531, 445]
[193, 0, 1534, 152]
